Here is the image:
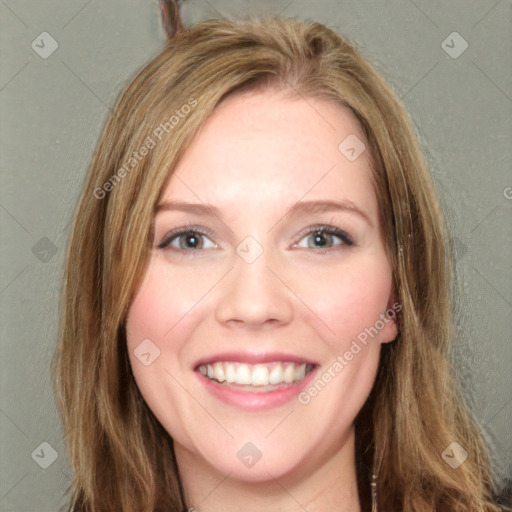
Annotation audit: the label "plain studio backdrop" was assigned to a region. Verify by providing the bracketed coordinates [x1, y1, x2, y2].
[0, 0, 511, 510]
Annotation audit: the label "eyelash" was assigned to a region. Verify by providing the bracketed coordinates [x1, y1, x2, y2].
[157, 223, 355, 255]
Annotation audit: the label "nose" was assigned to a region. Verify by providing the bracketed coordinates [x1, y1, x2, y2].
[214, 248, 294, 329]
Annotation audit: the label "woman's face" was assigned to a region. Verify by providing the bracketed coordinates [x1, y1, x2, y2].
[126, 89, 397, 483]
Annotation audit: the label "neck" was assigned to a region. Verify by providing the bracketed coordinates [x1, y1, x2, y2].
[176, 428, 362, 512]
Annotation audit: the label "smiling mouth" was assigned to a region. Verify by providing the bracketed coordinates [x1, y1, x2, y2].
[197, 361, 316, 391]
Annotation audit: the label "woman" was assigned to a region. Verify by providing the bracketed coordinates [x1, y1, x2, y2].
[52, 16, 505, 512]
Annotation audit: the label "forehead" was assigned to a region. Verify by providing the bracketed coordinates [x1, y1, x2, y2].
[160, 90, 377, 221]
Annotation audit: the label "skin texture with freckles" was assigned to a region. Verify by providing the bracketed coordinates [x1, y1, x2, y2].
[125, 89, 398, 512]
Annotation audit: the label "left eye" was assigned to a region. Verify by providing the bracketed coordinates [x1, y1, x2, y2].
[295, 226, 354, 250]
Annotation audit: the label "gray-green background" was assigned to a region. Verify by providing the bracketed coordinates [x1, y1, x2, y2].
[1, 0, 511, 510]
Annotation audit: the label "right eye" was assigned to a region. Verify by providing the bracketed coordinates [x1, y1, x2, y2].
[158, 227, 218, 253]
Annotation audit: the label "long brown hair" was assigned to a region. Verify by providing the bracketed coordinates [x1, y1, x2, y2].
[52, 17, 501, 512]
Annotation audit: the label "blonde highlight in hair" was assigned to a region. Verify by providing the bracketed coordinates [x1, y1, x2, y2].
[52, 17, 501, 512]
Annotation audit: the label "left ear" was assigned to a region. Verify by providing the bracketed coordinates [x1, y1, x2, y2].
[378, 296, 400, 344]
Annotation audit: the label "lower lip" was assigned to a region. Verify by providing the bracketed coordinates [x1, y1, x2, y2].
[196, 368, 318, 411]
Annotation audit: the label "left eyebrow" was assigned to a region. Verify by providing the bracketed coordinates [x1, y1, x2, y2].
[284, 199, 373, 227]
[155, 199, 373, 227]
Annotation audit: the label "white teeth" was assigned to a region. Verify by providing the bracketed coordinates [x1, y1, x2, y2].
[269, 363, 283, 384]
[213, 362, 225, 382]
[283, 363, 295, 383]
[236, 364, 252, 385]
[251, 365, 269, 386]
[225, 363, 236, 383]
[199, 361, 311, 387]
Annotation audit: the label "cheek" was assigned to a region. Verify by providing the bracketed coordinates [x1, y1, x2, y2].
[124, 265, 195, 443]
[294, 262, 393, 424]
[125, 264, 185, 395]
[300, 255, 393, 349]
[126, 260, 205, 348]
[125, 258, 217, 385]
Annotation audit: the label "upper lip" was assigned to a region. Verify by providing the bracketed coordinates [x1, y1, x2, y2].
[193, 351, 319, 370]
